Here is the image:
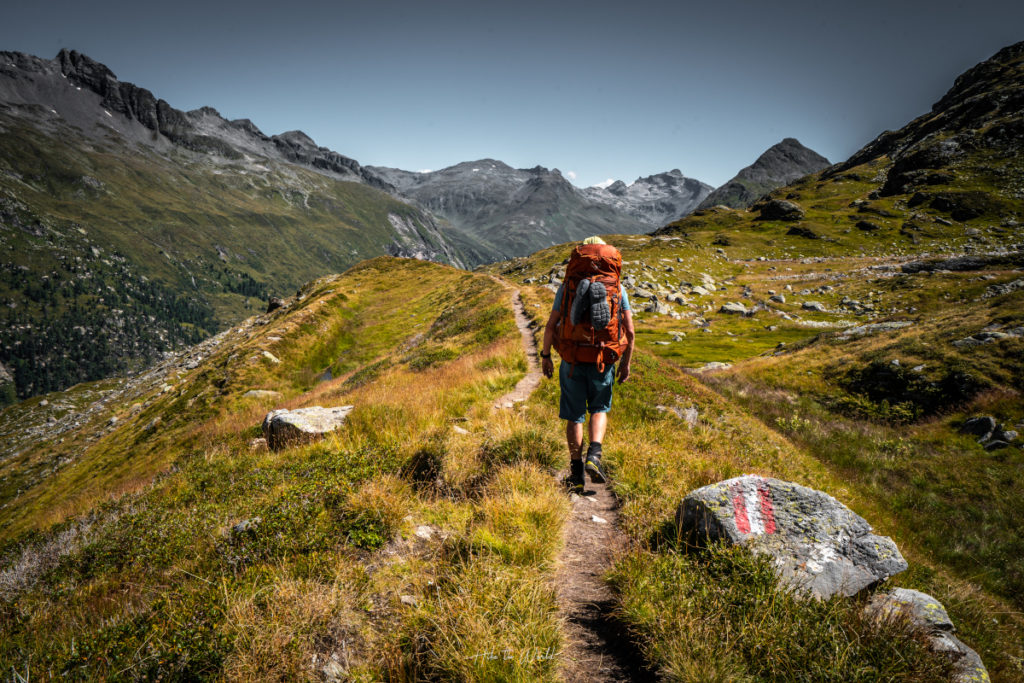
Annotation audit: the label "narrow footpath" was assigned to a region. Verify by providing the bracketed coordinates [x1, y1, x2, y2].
[498, 290, 646, 682]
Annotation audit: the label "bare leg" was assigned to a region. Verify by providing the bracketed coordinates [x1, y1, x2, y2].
[566, 420, 584, 461]
[589, 412, 607, 445]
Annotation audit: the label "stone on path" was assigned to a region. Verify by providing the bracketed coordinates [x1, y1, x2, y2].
[676, 475, 907, 599]
[262, 405, 354, 450]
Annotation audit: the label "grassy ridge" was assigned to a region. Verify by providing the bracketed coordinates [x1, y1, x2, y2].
[0, 114, 464, 400]
[0, 259, 574, 681]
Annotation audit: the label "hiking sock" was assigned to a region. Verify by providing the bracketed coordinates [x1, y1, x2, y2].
[586, 442, 602, 458]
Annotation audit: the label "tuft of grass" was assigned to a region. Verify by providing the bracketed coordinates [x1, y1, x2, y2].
[339, 476, 411, 550]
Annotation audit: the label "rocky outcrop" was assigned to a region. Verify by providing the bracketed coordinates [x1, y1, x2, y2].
[698, 138, 830, 210]
[676, 475, 908, 598]
[262, 405, 354, 450]
[827, 40, 1024, 201]
[754, 199, 805, 221]
[1, 49, 385, 184]
[866, 589, 990, 682]
[959, 415, 1019, 450]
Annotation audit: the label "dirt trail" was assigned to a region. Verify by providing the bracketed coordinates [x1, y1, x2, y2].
[494, 290, 543, 409]
[498, 289, 646, 682]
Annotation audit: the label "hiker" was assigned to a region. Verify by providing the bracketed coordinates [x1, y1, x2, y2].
[540, 236, 635, 492]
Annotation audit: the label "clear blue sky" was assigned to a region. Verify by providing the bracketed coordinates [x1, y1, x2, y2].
[2, 0, 1021, 187]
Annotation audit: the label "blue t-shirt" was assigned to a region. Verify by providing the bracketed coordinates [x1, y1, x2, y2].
[553, 283, 631, 313]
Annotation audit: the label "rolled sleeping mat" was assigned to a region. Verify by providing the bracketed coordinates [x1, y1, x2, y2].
[589, 281, 610, 330]
[570, 278, 591, 325]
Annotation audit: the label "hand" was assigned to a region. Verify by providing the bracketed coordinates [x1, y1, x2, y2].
[541, 356, 554, 378]
[617, 362, 631, 384]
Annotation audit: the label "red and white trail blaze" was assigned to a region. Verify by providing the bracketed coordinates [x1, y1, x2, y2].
[729, 478, 777, 535]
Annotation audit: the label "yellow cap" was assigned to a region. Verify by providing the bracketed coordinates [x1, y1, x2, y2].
[582, 236, 606, 245]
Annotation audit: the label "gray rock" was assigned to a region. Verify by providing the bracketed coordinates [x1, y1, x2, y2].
[262, 405, 354, 450]
[693, 361, 732, 373]
[756, 199, 805, 221]
[232, 517, 261, 535]
[769, 294, 786, 304]
[982, 278, 1024, 299]
[690, 285, 711, 296]
[866, 588, 953, 631]
[243, 389, 282, 400]
[960, 416, 996, 442]
[802, 301, 828, 312]
[866, 589, 989, 683]
[856, 220, 883, 232]
[676, 475, 908, 598]
[645, 301, 672, 315]
[983, 440, 1011, 451]
[719, 302, 748, 315]
[266, 296, 285, 313]
[836, 321, 913, 339]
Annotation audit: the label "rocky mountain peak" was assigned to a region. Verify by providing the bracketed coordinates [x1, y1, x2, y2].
[828, 40, 1024, 181]
[697, 138, 830, 210]
[582, 169, 712, 227]
[56, 49, 118, 88]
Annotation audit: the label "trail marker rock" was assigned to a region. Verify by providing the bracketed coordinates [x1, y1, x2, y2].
[676, 475, 907, 598]
[262, 405, 354, 450]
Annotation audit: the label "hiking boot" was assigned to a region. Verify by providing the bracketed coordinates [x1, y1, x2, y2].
[585, 452, 607, 484]
[564, 459, 585, 493]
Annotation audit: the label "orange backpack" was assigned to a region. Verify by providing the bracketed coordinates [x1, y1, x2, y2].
[554, 243, 626, 372]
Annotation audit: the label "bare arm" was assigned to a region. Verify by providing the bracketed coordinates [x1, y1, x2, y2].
[617, 310, 635, 383]
[541, 308, 560, 378]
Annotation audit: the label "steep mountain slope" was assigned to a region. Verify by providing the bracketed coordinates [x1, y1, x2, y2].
[697, 137, 830, 209]
[366, 160, 684, 260]
[0, 50, 467, 400]
[580, 169, 712, 225]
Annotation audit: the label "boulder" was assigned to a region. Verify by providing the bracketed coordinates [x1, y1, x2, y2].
[786, 226, 819, 239]
[802, 301, 828, 312]
[690, 285, 711, 296]
[719, 302, 748, 315]
[266, 296, 286, 313]
[243, 389, 282, 400]
[960, 416, 996, 442]
[756, 199, 805, 221]
[676, 475, 907, 598]
[769, 294, 786, 304]
[866, 589, 989, 683]
[262, 405, 354, 450]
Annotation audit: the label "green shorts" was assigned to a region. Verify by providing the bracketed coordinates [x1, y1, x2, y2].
[558, 361, 615, 423]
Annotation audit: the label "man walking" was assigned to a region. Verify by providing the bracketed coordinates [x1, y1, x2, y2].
[540, 237, 635, 492]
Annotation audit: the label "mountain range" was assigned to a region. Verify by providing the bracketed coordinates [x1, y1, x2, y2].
[0, 48, 826, 401]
